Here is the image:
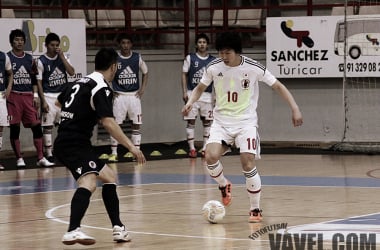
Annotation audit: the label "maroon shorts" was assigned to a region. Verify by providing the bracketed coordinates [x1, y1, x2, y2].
[7, 91, 40, 127]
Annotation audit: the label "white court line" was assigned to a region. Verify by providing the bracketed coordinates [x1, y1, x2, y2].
[45, 183, 258, 242]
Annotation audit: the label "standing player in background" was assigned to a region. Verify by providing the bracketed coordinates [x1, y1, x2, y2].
[37, 32, 75, 162]
[6, 29, 53, 167]
[0, 50, 13, 169]
[55, 48, 146, 245]
[181, 33, 215, 158]
[99, 34, 148, 162]
[182, 32, 303, 222]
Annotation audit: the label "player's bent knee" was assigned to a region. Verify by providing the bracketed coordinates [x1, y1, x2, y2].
[78, 174, 97, 193]
[98, 165, 117, 183]
[205, 151, 220, 165]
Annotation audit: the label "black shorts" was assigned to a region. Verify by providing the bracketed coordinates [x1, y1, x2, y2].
[54, 142, 106, 180]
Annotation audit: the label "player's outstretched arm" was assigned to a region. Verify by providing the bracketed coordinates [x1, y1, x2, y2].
[101, 117, 146, 165]
[271, 80, 303, 127]
[181, 82, 208, 116]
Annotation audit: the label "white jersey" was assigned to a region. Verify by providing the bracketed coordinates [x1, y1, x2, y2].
[201, 55, 277, 127]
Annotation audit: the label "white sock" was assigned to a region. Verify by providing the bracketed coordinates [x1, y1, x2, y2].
[202, 125, 210, 150]
[186, 124, 195, 150]
[43, 130, 53, 157]
[131, 130, 141, 149]
[243, 167, 261, 210]
[207, 160, 228, 187]
[110, 136, 118, 155]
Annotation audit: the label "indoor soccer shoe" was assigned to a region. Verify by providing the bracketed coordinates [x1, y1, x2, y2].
[16, 158, 26, 167]
[113, 225, 131, 242]
[37, 157, 54, 167]
[249, 208, 263, 223]
[62, 227, 96, 245]
[98, 153, 109, 160]
[188, 149, 197, 158]
[108, 154, 118, 162]
[219, 180, 232, 206]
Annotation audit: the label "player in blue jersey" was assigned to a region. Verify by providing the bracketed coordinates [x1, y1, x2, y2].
[182, 33, 215, 158]
[0, 50, 13, 169]
[55, 48, 146, 245]
[37, 32, 75, 162]
[182, 32, 303, 223]
[99, 34, 148, 162]
[6, 29, 53, 167]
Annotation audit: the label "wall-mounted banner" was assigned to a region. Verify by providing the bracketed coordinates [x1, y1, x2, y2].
[266, 15, 380, 78]
[0, 18, 86, 81]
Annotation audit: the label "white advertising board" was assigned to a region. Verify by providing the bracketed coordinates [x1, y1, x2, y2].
[0, 18, 86, 80]
[266, 15, 380, 78]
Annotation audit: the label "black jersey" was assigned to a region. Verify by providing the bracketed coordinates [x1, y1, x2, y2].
[55, 72, 114, 146]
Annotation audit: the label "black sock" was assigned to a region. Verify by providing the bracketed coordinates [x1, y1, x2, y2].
[68, 187, 92, 232]
[102, 183, 123, 227]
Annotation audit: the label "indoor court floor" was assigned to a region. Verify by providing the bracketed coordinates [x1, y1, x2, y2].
[1, 153, 380, 249]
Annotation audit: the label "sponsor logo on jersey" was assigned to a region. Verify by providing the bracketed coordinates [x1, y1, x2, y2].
[48, 68, 67, 87]
[192, 68, 205, 84]
[14, 66, 32, 85]
[117, 67, 137, 85]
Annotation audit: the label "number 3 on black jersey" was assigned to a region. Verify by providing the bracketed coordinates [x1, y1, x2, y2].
[65, 84, 80, 108]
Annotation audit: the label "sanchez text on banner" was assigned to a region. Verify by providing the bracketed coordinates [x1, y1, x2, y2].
[266, 15, 380, 78]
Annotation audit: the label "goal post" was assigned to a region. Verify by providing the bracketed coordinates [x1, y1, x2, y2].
[332, 0, 380, 153]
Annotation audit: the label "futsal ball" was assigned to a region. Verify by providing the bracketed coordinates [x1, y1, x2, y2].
[202, 200, 225, 224]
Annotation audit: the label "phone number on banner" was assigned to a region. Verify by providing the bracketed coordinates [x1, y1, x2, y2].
[339, 62, 380, 73]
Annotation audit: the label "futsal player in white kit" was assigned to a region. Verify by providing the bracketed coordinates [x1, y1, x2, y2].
[182, 32, 303, 222]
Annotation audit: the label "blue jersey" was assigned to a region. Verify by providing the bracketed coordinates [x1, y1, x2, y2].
[0, 52, 6, 91]
[39, 54, 69, 93]
[187, 53, 215, 93]
[112, 52, 140, 92]
[7, 51, 35, 93]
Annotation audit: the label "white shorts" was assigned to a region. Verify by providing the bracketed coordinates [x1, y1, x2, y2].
[0, 93, 9, 126]
[207, 122, 261, 159]
[113, 93, 142, 125]
[41, 95, 61, 126]
[184, 100, 213, 121]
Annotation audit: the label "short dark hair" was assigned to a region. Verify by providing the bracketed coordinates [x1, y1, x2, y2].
[195, 33, 210, 44]
[45, 32, 60, 45]
[117, 33, 133, 44]
[9, 29, 25, 45]
[95, 48, 118, 71]
[215, 32, 242, 54]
